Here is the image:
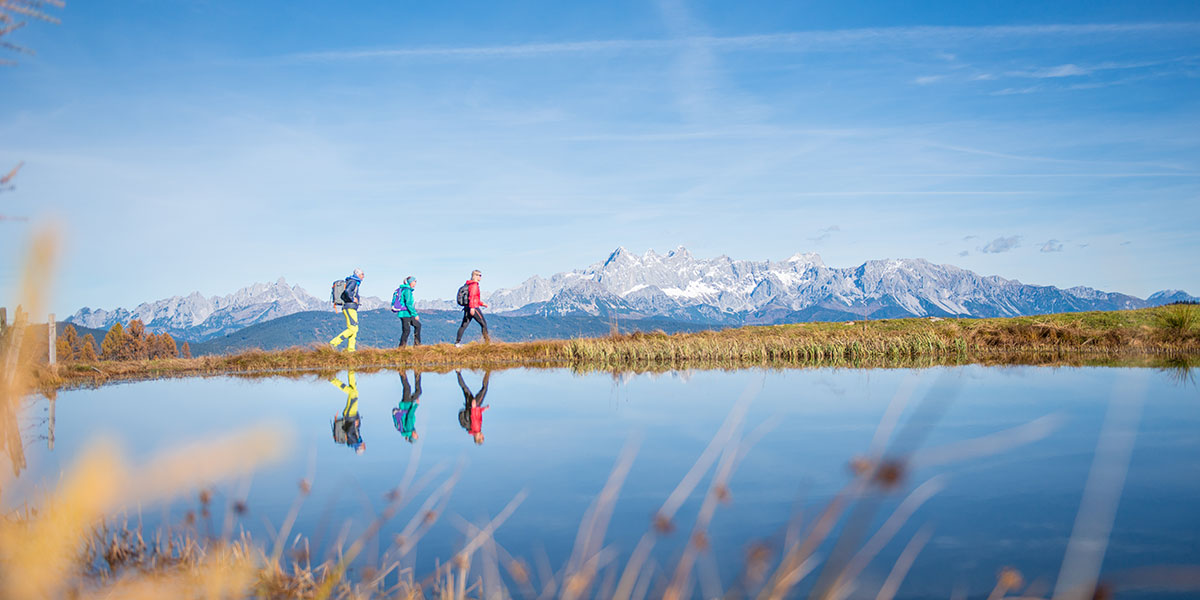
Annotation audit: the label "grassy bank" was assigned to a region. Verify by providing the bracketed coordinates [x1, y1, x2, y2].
[30, 305, 1200, 390]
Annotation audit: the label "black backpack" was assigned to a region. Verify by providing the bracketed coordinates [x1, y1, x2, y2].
[458, 407, 471, 431]
[456, 283, 471, 307]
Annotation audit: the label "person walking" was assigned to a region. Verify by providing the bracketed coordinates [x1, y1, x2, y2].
[456, 369, 491, 445]
[455, 269, 490, 346]
[330, 269, 364, 352]
[392, 370, 422, 443]
[392, 276, 421, 347]
[330, 370, 365, 454]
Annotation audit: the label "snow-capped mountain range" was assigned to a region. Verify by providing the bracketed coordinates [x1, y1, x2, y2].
[68, 248, 1196, 341]
[486, 247, 1194, 324]
[68, 278, 386, 341]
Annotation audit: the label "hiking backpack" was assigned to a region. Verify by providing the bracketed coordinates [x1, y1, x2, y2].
[331, 279, 348, 307]
[456, 283, 471, 307]
[391, 287, 408, 313]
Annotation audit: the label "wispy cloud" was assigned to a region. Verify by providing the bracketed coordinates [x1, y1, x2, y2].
[980, 235, 1022, 254]
[958, 250, 970, 257]
[282, 23, 1200, 63]
[914, 75, 945, 85]
[809, 225, 841, 242]
[1007, 58, 1183, 79]
[1040, 239, 1064, 252]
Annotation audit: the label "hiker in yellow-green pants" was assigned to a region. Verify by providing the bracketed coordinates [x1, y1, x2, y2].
[330, 370, 364, 454]
[330, 269, 364, 352]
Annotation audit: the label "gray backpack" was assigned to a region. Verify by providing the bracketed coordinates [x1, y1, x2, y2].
[331, 279, 347, 306]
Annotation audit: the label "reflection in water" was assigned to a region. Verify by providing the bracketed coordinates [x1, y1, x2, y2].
[456, 369, 490, 445]
[0, 394, 25, 478]
[1157, 356, 1197, 387]
[392, 370, 422, 443]
[329, 370, 364, 454]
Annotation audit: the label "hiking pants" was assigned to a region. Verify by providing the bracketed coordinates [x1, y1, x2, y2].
[456, 308, 489, 343]
[330, 308, 359, 351]
[399, 317, 422, 347]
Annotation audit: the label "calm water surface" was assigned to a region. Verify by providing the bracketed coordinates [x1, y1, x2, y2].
[7, 367, 1199, 598]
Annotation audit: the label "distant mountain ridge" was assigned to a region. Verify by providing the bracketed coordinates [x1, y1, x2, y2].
[67, 278, 386, 342]
[486, 247, 1195, 324]
[67, 249, 1197, 343]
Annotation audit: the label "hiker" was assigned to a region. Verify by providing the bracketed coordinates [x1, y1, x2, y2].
[392, 370, 422, 443]
[392, 276, 421, 347]
[456, 369, 491, 445]
[455, 269, 490, 346]
[330, 269, 364, 352]
[330, 370, 365, 454]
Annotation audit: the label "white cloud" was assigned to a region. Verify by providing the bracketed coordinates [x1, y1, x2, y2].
[914, 75, 945, 85]
[281, 23, 1200, 63]
[1040, 239, 1064, 252]
[809, 225, 841, 242]
[980, 235, 1022, 254]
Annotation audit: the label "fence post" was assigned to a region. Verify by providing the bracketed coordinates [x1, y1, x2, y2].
[1, 306, 6, 334]
[48, 313, 56, 367]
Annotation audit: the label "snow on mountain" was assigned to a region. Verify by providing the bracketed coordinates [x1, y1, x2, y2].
[1146, 290, 1200, 305]
[486, 247, 1176, 322]
[67, 251, 1195, 343]
[68, 277, 386, 341]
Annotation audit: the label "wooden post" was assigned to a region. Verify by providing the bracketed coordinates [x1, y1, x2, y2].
[48, 313, 56, 367]
[1, 306, 7, 332]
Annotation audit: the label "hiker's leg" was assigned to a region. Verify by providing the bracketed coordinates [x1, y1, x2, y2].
[412, 318, 422, 345]
[455, 310, 471, 343]
[474, 311, 490, 343]
[333, 308, 356, 347]
[399, 317, 411, 347]
[345, 309, 359, 351]
[457, 371, 471, 400]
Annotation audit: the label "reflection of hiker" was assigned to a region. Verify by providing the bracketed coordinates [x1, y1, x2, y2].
[330, 269, 364, 352]
[330, 371, 365, 454]
[456, 369, 491, 445]
[392, 276, 421, 347]
[454, 270, 490, 347]
[392, 371, 422, 443]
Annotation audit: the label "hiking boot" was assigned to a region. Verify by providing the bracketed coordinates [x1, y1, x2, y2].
[455, 343, 463, 348]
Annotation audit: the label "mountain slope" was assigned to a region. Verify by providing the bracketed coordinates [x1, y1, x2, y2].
[487, 247, 1166, 322]
[188, 309, 714, 355]
[67, 278, 385, 342]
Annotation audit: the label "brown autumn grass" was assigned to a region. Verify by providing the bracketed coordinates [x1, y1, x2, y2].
[24, 304, 1200, 392]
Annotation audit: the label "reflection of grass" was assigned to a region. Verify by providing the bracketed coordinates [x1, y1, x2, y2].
[27, 306, 1200, 391]
[1156, 355, 1197, 387]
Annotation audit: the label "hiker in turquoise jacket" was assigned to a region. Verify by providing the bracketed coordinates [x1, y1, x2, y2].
[392, 276, 421, 347]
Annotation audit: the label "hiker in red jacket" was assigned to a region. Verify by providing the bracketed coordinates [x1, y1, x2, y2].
[455, 269, 490, 346]
[456, 369, 490, 445]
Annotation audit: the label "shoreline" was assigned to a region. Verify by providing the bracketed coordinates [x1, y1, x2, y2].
[27, 306, 1199, 392]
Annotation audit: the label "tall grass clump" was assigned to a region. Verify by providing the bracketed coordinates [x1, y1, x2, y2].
[1156, 303, 1198, 336]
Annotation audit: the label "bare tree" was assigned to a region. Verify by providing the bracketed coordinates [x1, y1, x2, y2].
[3, 1, 62, 205]
[0, 0, 64, 65]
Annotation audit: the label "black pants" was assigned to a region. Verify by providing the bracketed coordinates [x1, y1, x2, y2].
[399, 317, 422, 346]
[456, 309, 489, 343]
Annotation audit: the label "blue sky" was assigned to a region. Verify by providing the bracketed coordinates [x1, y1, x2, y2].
[2, 1, 1198, 315]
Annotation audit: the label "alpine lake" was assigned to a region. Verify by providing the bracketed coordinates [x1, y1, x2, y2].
[7, 365, 1199, 599]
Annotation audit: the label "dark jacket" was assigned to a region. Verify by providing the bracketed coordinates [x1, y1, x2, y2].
[343, 275, 362, 310]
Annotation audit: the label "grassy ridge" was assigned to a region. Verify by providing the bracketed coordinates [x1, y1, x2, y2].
[34, 305, 1200, 390]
